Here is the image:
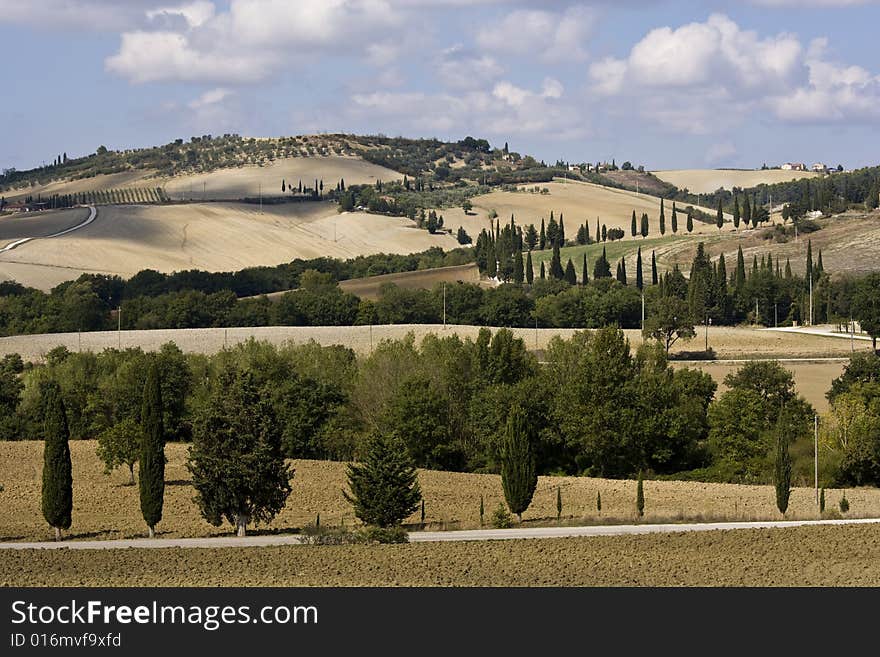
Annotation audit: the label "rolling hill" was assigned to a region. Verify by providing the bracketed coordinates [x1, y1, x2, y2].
[653, 169, 821, 194]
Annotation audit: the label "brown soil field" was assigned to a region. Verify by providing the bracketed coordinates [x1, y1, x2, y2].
[674, 359, 845, 413]
[337, 264, 482, 301]
[1, 441, 875, 545]
[4, 524, 880, 586]
[0, 324, 862, 363]
[439, 180, 724, 241]
[653, 169, 821, 194]
[0, 203, 456, 290]
[3, 156, 402, 204]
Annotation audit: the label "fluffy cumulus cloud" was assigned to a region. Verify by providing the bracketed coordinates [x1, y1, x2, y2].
[476, 6, 595, 62]
[588, 13, 880, 132]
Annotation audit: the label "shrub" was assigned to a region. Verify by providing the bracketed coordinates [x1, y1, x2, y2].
[361, 526, 409, 544]
[491, 503, 513, 528]
[839, 492, 850, 514]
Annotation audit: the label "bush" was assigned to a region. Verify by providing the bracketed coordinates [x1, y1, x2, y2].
[300, 525, 361, 545]
[491, 503, 513, 528]
[839, 492, 850, 513]
[361, 526, 409, 544]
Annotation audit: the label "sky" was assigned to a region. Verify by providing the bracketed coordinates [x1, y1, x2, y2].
[2, 0, 880, 172]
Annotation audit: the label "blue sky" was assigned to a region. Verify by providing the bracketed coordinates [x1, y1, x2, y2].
[2, 0, 879, 172]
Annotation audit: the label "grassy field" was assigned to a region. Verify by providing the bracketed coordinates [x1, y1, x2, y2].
[1, 441, 875, 545]
[652, 169, 821, 194]
[337, 264, 481, 301]
[4, 524, 880, 586]
[0, 203, 455, 290]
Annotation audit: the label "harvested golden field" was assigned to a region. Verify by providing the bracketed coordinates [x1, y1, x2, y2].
[439, 180, 724, 240]
[0, 203, 455, 290]
[4, 524, 880, 586]
[653, 169, 821, 194]
[0, 324, 861, 362]
[3, 156, 402, 204]
[1, 441, 876, 544]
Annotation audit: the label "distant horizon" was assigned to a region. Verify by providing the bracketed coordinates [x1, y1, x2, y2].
[3, 1, 880, 172]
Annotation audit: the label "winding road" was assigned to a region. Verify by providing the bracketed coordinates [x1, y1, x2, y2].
[2, 517, 879, 551]
[0, 205, 97, 253]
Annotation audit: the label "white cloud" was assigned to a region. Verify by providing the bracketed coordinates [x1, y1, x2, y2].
[188, 87, 234, 108]
[477, 6, 595, 62]
[750, 0, 878, 6]
[147, 1, 216, 28]
[705, 142, 737, 164]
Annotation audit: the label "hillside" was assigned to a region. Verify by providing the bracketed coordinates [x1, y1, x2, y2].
[0, 202, 456, 290]
[654, 169, 821, 194]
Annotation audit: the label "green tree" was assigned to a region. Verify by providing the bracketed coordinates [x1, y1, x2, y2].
[556, 486, 562, 521]
[514, 248, 524, 285]
[525, 251, 534, 285]
[643, 297, 695, 354]
[96, 418, 142, 485]
[564, 258, 577, 285]
[596, 490, 602, 513]
[640, 213, 649, 238]
[500, 407, 537, 522]
[659, 200, 666, 236]
[140, 362, 165, 537]
[774, 409, 794, 515]
[462, 199, 473, 214]
[636, 248, 644, 290]
[344, 432, 422, 528]
[853, 273, 880, 350]
[733, 195, 741, 229]
[671, 203, 678, 233]
[652, 250, 658, 285]
[631, 211, 637, 238]
[686, 210, 694, 233]
[716, 197, 724, 230]
[593, 247, 612, 279]
[41, 381, 72, 541]
[188, 368, 293, 537]
[539, 218, 546, 250]
[582, 253, 589, 285]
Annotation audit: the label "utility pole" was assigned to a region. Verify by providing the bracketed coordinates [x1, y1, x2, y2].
[705, 316, 710, 352]
[535, 315, 538, 351]
[641, 293, 645, 331]
[117, 306, 122, 349]
[814, 415, 819, 506]
[809, 268, 813, 327]
[851, 315, 855, 353]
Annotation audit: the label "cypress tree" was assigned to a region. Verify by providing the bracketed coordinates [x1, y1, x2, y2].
[616, 261, 622, 282]
[584, 221, 591, 243]
[601, 224, 607, 242]
[819, 487, 825, 513]
[640, 213, 649, 238]
[540, 261, 546, 280]
[659, 199, 666, 235]
[774, 413, 793, 516]
[539, 218, 546, 250]
[671, 203, 678, 233]
[735, 245, 746, 289]
[140, 362, 165, 538]
[582, 253, 589, 285]
[743, 194, 752, 227]
[785, 258, 792, 278]
[525, 251, 534, 285]
[556, 486, 562, 521]
[596, 218, 600, 245]
[651, 250, 658, 285]
[550, 242, 564, 279]
[716, 197, 724, 230]
[596, 491, 602, 514]
[41, 381, 72, 542]
[636, 247, 644, 290]
[479, 494, 485, 525]
[513, 248, 524, 285]
[631, 210, 637, 238]
[733, 195, 741, 229]
[636, 472, 644, 518]
[594, 247, 611, 279]
[686, 209, 694, 233]
[806, 239, 814, 284]
[487, 241, 498, 278]
[817, 249, 824, 277]
[558, 214, 565, 245]
[564, 258, 577, 285]
[500, 407, 537, 522]
[619, 257, 628, 285]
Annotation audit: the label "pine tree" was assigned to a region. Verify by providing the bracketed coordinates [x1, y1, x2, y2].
[686, 210, 694, 233]
[659, 199, 666, 235]
[539, 218, 546, 250]
[671, 203, 678, 233]
[41, 381, 72, 541]
[525, 251, 534, 285]
[345, 432, 421, 528]
[188, 369, 293, 537]
[140, 362, 165, 538]
[636, 471, 645, 518]
[631, 210, 637, 238]
[652, 250, 658, 286]
[564, 258, 577, 285]
[636, 247, 644, 290]
[582, 253, 589, 285]
[500, 407, 537, 522]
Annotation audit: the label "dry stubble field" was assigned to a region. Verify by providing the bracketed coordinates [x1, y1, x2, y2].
[4, 524, 880, 586]
[652, 169, 820, 194]
[2, 441, 876, 545]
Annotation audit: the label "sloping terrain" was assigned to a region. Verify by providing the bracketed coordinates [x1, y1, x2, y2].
[653, 169, 821, 194]
[0, 202, 455, 289]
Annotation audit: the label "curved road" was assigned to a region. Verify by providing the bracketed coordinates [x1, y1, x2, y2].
[2, 517, 878, 551]
[0, 205, 97, 253]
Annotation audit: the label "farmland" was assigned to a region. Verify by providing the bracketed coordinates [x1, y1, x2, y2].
[0, 203, 455, 290]
[337, 264, 482, 301]
[653, 169, 821, 194]
[4, 524, 880, 586]
[1, 441, 876, 546]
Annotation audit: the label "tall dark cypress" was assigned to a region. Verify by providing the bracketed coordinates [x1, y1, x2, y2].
[41, 381, 72, 542]
[651, 250, 658, 285]
[550, 242, 564, 279]
[619, 257, 628, 285]
[564, 258, 577, 285]
[636, 247, 644, 290]
[558, 214, 565, 245]
[500, 407, 537, 522]
[582, 253, 589, 285]
[671, 203, 678, 233]
[513, 248, 524, 285]
[140, 361, 165, 538]
[686, 209, 694, 233]
[806, 239, 814, 284]
[631, 210, 637, 238]
[659, 199, 666, 235]
[716, 197, 724, 230]
[525, 251, 534, 285]
[540, 261, 546, 280]
[539, 218, 546, 250]
[733, 195, 741, 229]
[735, 245, 746, 290]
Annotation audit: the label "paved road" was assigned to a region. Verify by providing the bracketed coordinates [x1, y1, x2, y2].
[0, 205, 97, 253]
[761, 325, 872, 342]
[2, 517, 879, 551]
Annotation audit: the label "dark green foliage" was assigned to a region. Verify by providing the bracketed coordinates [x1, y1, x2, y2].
[188, 367, 293, 536]
[651, 251, 658, 286]
[525, 251, 534, 285]
[686, 210, 694, 233]
[556, 486, 562, 520]
[593, 247, 612, 279]
[716, 197, 724, 229]
[839, 492, 849, 513]
[500, 407, 537, 521]
[41, 381, 72, 538]
[636, 248, 644, 290]
[636, 471, 644, 517]
[420, 499, 425, 526]
[479, 494, 485, 525]
[819, 487, 825, 513]
[344, 432, 422, 528]
[774, 411, 793, 515]
[596, 491, 602, 514]
[491, 503, 513, 528]
[139, 362, 165, 535]
[564, 258, 577, 285]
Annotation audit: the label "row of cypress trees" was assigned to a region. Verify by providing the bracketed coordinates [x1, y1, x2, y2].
[41, 363, 165, 541]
